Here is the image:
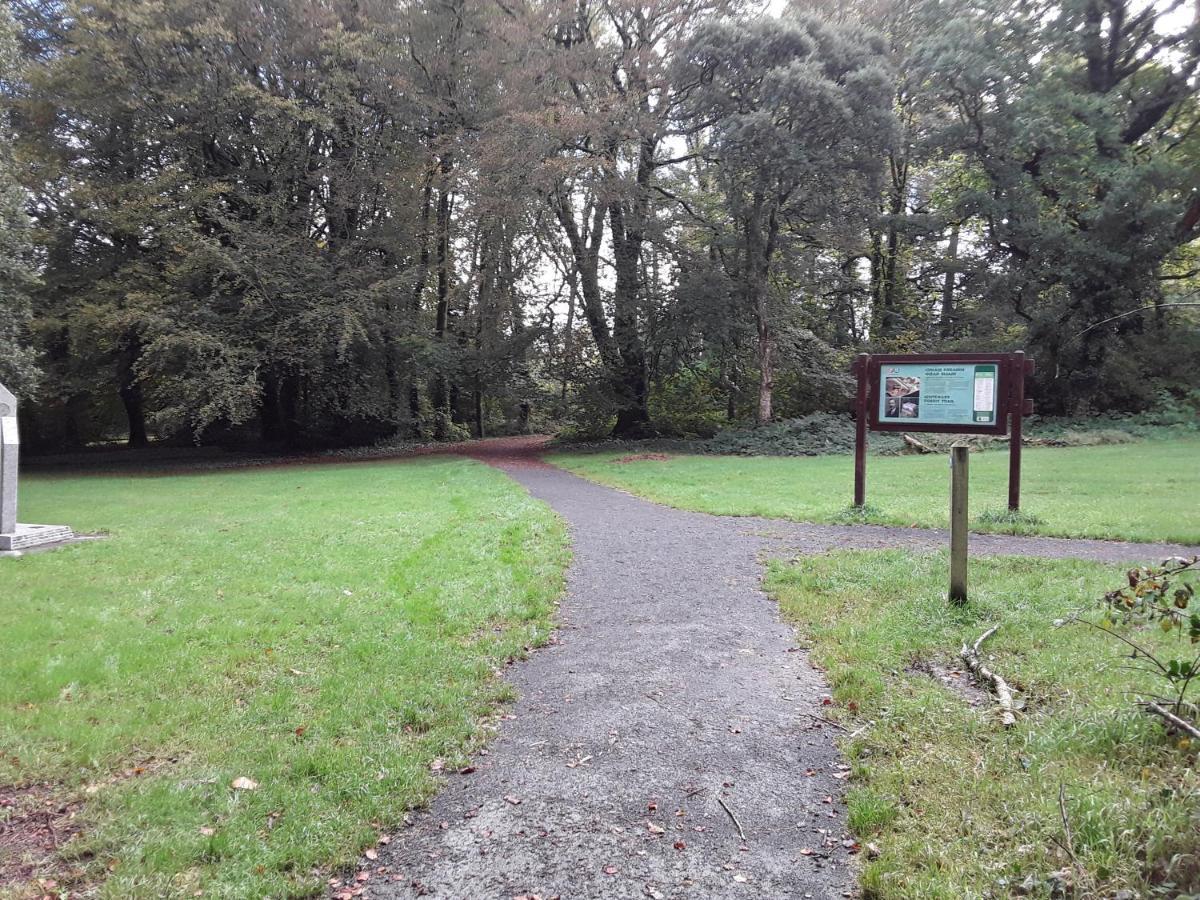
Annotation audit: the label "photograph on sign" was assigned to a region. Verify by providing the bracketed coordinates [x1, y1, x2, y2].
[877, 363, 998, 427]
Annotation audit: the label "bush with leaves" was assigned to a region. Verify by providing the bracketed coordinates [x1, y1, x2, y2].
[1070, 556, 1200, 740]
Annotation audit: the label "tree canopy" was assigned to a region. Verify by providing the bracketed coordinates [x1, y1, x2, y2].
[4, 0, 1198, 449]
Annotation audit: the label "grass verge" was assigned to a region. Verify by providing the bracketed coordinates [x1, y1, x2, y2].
[552, 438, 1200, 544]
[1, 458, 568, 898]
[766, 550, 1199, 898]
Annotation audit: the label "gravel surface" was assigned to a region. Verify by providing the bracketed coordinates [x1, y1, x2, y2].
[360, 437, 1198, 900]
[368, 443, 858, 900]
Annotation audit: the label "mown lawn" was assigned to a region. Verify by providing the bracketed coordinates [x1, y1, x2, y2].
[1, 459, 568, 898]
[553, 438, 1200, 544]
[766, 550, 1199, 899]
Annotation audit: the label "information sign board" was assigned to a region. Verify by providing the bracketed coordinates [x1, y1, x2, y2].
[852, 351, 1035, 510]
[876, 361, 999, 428]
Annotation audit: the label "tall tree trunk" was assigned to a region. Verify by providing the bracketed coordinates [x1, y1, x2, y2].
[871, 151, 908, 341]
[118, 335, 148, 447]
[940, 222, 960, 339]
[431, 154, 453, 439]
[605, 134, 656, 438]
[745, 194, 777, 424]
[560, 263, 577, 401]
[119, 380, 148, 448]
[407, 168, 436, 438]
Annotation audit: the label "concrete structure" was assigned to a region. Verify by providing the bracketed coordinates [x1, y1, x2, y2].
[0, 381, 73, 552]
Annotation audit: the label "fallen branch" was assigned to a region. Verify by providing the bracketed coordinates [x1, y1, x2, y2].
[960, 625, 1017, 727]
[902, 434, 936, 454]
[717, 796, 747, 842]
[1142, 701, 1200, 741]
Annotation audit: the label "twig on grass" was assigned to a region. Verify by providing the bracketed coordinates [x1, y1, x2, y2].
[960, 625, 1017, 727]
[1142, 701, 1200, 740]
[799, 711, 848, 731]
[1058, 783, 1078, 869]
[717, 796, 747, 842]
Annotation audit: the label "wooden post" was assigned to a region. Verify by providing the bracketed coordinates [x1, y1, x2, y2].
[950, 444, 969, 604]
[853, 353, 869, 507]
[1008, 351, 1025, 511]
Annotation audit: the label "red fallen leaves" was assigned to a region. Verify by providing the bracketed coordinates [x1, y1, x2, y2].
[603, 865, 618, 875]
[673, 840, 686, 851]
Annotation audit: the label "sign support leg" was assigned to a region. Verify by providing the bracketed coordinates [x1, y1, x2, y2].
[854, 354, 869, 508]
[1008, 351, 1025, 511]
[950, 444, 969, 604]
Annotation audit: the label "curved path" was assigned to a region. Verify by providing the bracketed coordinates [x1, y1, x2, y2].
[366, 439, 1197, 900]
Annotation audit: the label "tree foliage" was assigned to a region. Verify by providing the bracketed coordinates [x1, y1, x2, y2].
[4, 0, 1198, 448]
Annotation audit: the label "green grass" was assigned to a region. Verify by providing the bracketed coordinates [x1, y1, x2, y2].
[552, 438, 1200, 544]
[766, 551, 1200, 898]
[1, 459, 568, 898]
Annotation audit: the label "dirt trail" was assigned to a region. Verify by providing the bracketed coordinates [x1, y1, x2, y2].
[370, 442, 857, 899]
[364, 437, 1197, 900]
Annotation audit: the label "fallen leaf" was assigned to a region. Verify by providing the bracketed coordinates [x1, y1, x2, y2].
[646, 822, 665, 835]
[429, 758, 445, 773]
[504, 795, 522, 805]
[365, 849, 378, 861]
[673, 840, 686, 851]
[199, 826, 215, 837]
[603, 865, 618, 875]
[230, 777, 258, 791]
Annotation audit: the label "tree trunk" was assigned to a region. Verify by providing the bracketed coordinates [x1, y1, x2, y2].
[118, 336, 148, 447]
[756, 321, 774, 423]
[608, 200, 651, 438]
[940, 222, 960, 339]
[745, 194, 777, 424]
[431, 154, 453, 439]
[119, 381, 148, 448]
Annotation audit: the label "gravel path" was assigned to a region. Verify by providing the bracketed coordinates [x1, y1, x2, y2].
[364, 438, 1198, 900]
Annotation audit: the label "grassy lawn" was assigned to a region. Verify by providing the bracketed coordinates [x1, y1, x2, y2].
[1, 459, 567, 898]
[552, 438, 1200, 544]
[766, 550, 1199, 898]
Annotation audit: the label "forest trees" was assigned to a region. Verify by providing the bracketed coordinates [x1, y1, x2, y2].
[915, 0, 1200, 411]
[0, 2, 37, 392]
[679, 16, 895, 421]
[4, 0, 1198, 449]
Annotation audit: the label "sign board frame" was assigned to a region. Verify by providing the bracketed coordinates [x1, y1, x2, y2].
[866, 354, 1010, 435]
[852, 351, 1034, 510]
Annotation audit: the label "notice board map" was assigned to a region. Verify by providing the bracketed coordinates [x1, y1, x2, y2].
[879, 362, 998, 426]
